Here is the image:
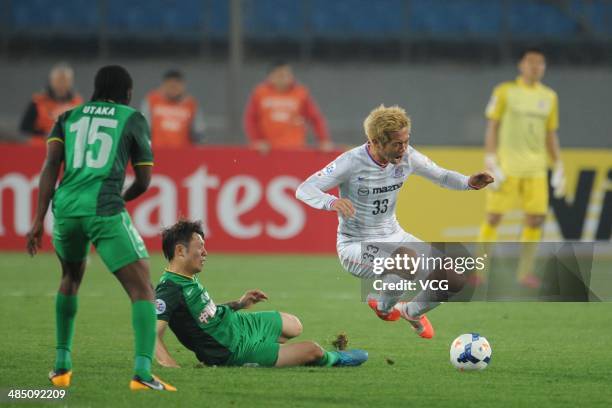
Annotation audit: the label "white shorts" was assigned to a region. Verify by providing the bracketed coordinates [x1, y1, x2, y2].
[337, 229, 423, 279]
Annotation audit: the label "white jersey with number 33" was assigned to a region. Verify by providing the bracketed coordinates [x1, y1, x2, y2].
[296, 143, 471, 245]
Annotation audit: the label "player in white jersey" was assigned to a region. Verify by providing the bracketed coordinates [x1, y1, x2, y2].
[296, 105, 493, 338]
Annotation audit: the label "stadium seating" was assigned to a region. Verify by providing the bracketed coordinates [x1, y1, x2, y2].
[10, 0, 98, 33]
[576, 0, 612, 35]
[6, 0, 612, 40]
[309, 0, 405, 39]
[409, 0, 502, 37]
[105, 0, 204, 37]
[243, 0, 303, 40]
[508, 0, 577, 37]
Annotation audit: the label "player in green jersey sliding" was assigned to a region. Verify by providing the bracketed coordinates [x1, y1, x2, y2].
[155, 219, 368, 368]
[26, 65, 176, 391]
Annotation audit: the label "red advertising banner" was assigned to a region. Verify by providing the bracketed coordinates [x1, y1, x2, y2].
[0, 145, 340, 253]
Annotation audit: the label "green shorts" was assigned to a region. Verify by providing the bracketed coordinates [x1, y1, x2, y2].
[227, 311, 283, 367]
[52, 210, 149, 272]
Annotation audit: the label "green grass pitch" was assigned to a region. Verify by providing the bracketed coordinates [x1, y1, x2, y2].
[1, 252, 611, 407]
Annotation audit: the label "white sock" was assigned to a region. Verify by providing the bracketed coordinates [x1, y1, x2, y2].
[378, 273, 405, 312]
[404, 290, 441, 318]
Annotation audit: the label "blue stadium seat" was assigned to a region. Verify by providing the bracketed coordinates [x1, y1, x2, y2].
[243, 0, 303, 40]
[572, 0, 612, 35]
[5, 0, 610, 41]
[106, 0, 203, 35]
[106, 0, 165, 31]
[10, 0, 98, 32]
[206, 0, 229, 39]
[162, 0, 204, 31]
[409, 0, 501, 37]
[509, 0, 577, 37]
[309, 0, 405, 39]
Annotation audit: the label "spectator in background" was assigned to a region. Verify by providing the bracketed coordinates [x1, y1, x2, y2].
[19, 63, 82, 145]
[244, 61, 332, 153]
[141, 70, 205, 148]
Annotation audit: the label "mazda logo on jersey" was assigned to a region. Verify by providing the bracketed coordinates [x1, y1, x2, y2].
[358, 187, 369, 196]
[372, 182, 403, 194]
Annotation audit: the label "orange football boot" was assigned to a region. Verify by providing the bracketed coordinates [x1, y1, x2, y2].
[396, 304, 435, 339]
[49, 370, 72, 388]
[130, 374, 177, 391]
[367, 297, 400, 321]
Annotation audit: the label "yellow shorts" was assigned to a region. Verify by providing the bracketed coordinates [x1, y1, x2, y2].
[485, 176, 548, 215]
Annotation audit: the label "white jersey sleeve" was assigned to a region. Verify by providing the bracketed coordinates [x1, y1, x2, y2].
[409, 147, 470, 190]
[295, 152, 352, 211]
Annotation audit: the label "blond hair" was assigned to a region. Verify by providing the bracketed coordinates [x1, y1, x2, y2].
[363, 104, 410, 145]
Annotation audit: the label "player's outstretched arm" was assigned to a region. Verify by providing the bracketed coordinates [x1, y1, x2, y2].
[225, 289, 268, 311]
[467, 172, 495, 190]
[411, 147, 489, 191]
[123, 164, 152, 202]
[155, 320, 180, 368]
[125, 112, 154, 201]
[296, 153, 351, 210]
[26, 140, 64, 256]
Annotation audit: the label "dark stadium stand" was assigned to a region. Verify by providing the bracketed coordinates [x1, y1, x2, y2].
[1, 0, 610, 63]
[6, 0, 612, 39]
[10, 0, 98, 33]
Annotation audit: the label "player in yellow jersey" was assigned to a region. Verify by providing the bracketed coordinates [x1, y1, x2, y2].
[478, 47, 565, 287]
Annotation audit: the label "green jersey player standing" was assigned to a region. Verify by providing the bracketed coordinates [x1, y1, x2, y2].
[26, 65, 176, 391]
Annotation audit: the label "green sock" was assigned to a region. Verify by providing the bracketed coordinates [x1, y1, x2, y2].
[315, 350, 340, 367]
[54, 293, 78, 371]
[132, 300, 155, 381]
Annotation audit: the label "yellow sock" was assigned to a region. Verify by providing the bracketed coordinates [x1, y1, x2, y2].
[475, 222, 498, 283]
[517, 226, 542, 280]
[521, 226, 542, 242]
[478, 222, 498, 242]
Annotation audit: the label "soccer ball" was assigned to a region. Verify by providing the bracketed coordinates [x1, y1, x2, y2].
[449, 333, 492, 371]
